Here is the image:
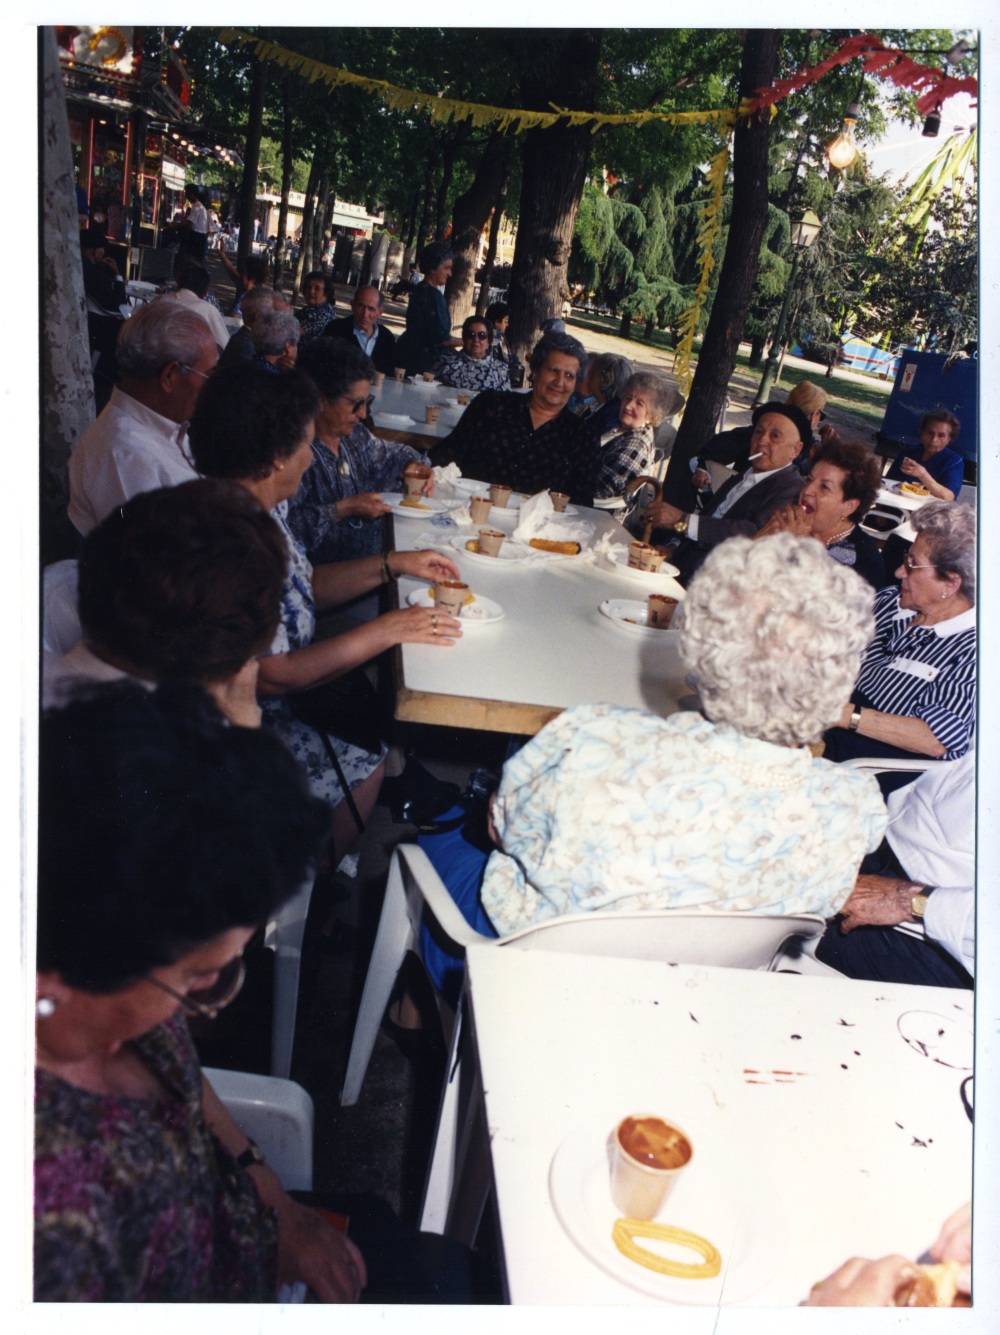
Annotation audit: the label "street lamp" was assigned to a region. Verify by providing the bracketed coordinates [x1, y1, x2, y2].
[753, 209, 823, 407]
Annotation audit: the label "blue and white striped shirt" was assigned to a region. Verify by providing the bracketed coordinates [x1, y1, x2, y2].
[854, 587, 976, 760]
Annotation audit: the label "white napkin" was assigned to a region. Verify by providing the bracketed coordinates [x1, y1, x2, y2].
[433, 461, 463, 486]
[513, 490, 595, 549]
[593, 530, 630, 562]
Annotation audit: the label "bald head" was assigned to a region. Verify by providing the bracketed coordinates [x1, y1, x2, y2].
[351, 286, 383, 337]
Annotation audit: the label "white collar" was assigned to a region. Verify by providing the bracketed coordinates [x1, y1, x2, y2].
[893, 602, 976, 638]
[746, 462, 794, 482]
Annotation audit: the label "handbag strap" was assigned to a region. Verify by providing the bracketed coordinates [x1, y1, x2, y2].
[315, 730, 366, 838]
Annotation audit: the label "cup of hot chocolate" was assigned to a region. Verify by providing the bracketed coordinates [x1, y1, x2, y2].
[549, 490, 570, 513]
[421, 371, 436, 383]
[424, 404, 441, 425]
[611, 1114, 693, 1219]
[628, 541, 665, 572]
[433, 580, 469, 617]
[489, 483, 513, 509]
[477, 528, 505, 557]
[392, 366, 406, 382]
[372, 371, 385, 388]
[469, 496, 492, 524]
[456, 392, 471, 406]
[403, 463, 433, 497]
[647, 594, 678, 629]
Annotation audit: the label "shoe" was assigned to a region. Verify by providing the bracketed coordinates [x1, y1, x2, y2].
[381, 1012, 446, 1066]
[378, 756, 463, 824]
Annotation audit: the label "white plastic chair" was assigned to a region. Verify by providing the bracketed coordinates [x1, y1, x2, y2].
[204, 1066, 314, 1190]
[339, 844, 825, 1107]
[263, 874, 315, 1080]
[42, 560, 82, 655]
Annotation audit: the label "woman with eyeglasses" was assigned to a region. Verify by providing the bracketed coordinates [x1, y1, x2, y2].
[188, 364, 463, 857]
[34, 683, 354, 1301]
[287, 339, 434, 563]
[434, 316, 511, 392]
[823, 500, 976, 763]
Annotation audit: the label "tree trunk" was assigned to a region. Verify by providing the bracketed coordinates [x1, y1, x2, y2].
[748, 333, 767, 366]
[404, 184, 421, 248]
[643, 319, 656, 341]
[40, 26, 94, 562]
[272, 76, 294, 291]
[435, 126, 467, 242]
[446, 131, 510, 324]
[237, 56, 268, 273]
[507, 30, 603, 363]
[415, 144, 438, 251]
[475, 161, 512, 316]
[293, 147, 324, 297]
[662, 29, 780, 509]
[618, 311, 633, 340]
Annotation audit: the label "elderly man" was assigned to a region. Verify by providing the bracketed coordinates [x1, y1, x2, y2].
[68, 302, 217, 536]
[162, 261, 231, 351]
[437, 331, 597, 505]
[692, 380, 830, 487]
[644, 400, 810, 584]
[217, 286, 290, 371]
[435, 316, 511, 392]
[322, 285, 397, 373]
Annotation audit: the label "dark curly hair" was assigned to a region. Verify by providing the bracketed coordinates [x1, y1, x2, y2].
[38, 683, 330, 992]
[920, 409, 960, 441]
[297, 338, 374, 401]
[810, 438, 883, 522]
[528, 330, 587, 375]
[188, 363, 320, 481]
[462, 314, 491, 340]
[78, 480, 287, 683]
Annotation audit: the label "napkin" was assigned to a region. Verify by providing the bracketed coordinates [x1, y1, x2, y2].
[593, 530, 630, 562]
[513, 490, 595, 549]
[433, 462, 463, 486]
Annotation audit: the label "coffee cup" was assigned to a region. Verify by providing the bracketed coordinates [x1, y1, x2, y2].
[628, 541, 664, 572]
[433, 580, 469, 617]
[422, 371, 436, 383]
[470, 496, 493, 524]
[610, 1114, 693, 1219]
[489, 483, 513, 509]
[372, 370, 385, 388]
[403, 463, 433, 497]
[549, 490, 570, 513]
[477, 528, 505, 557]
[456, 392, 471, 405]
[647, 594, 678, 629]
[424, 404, 442, 425]
[392, 367, 406, 382]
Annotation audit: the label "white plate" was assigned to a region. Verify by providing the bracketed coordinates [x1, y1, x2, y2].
[449, 478, 529, 511]
[379, 492, 460, 516]
[603, 546, 680, 582]
[599, 598, 677, 637]
[547, 503, 580, 518]
[408, 377, 440, 390]
[549, 1116, 774, 1304]
[406, 588, 505, 624]
[448, 535, 536, 564]
[372, 412, 415, 428]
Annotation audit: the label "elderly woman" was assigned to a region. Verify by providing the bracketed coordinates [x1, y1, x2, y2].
[296, 270, 338, 344]
[435, 315, 511, 391]
[579, 352, 633, 438]
[189, 364, 462, 856]
[253, 308, 301, 373]
[393, 242, 462, 375]
[824, 500, 976, 763]
[415, 534, 887, 1000]
[44, 480, 286, 729]
[596, 370, 685, 517]
[753, 438, 884, 588]
[886, 409, 964, 502]
[287, 340, 433, 563]
[438, 330, 599, 504]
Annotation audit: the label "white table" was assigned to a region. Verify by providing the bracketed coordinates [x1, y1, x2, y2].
[461, 946, 972, 1307]
[371, 377, 471, 446]
[868, 481, 930, 544]
[390, 493, 690, 733]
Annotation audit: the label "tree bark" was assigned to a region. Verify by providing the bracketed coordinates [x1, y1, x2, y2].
[748, 334, 766, 366]
[662, 29, 780, 508]
[475, 165, 511, 317]
[446, 131, 510, 324]
[415, 144, 438, 252]
[237, 56, 268, 273]
[507, 30, 603, 363]
[272, 76, 294, 291]
[618, 311, 633, 340]
[40, 26, 94, 562]
[293, 147, 324, 297]
[434, 126, 468, 242]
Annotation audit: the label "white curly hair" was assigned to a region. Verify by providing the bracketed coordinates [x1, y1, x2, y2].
[674, 533, 876, 745]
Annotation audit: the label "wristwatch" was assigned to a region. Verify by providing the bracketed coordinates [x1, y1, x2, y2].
[911, 886, 936, 919]
[848, 705, 863, 732]
[235, 1138, 266, 1170]
[673, 515, 690, 535]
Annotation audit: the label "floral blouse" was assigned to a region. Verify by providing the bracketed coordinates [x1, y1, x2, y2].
[34, 1014, 278, 1302]
[481, 705, 886, 936]
[434, 350, 511, 392]
[296, 301, 337, 345]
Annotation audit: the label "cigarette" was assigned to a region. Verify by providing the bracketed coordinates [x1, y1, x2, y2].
[748, 452, 763, 461]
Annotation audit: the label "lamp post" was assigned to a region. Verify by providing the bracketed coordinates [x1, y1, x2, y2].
[753, 209, 823, 407]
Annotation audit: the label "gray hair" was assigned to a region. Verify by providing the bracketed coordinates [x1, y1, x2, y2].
[252, 310, 301, 356]
[528, 330, 588, 375]
[675, 533, 876, 746]
[912, 500, 976, 603]
[116, 301, 214, 380]
[622, 371, 685, 427]
[241, 285, 287, 326]
[588, 353, 633, 403]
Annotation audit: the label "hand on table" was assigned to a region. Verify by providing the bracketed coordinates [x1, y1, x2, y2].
[392, 549, 462, 583]
[837, 873, 923, 932]
[340, 493, 392, 522]
[930, 1202, 971, 1294]
[274, 1196, 367, 1303]
[804, 1254, 919, 1306]
[643, 500, 685, 530]
[383, 605, 462, 645]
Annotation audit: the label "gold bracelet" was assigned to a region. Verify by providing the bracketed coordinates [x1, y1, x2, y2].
[611, 1218, 722, 1279]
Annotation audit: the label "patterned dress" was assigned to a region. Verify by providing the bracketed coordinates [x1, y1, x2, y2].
[296, 301, 337, 345]
[434, 350, 511, 392]
[261, 503, 386, 804]
[594, 423, 657, 516]
[34, 1014, 278, 1301]
[285, 424, 430, 562]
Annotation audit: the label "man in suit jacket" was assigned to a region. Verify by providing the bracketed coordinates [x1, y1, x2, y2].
[322, 285, 397, 373]
[644, 401, 811, 584]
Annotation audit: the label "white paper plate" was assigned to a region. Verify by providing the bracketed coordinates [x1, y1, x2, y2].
[549, 1115, 774, 1305]
[547, 503, 580, 518]
[407, 377, 441, 390]
[372, 412, 415, 428]
[448, 535, 536, 564]
[379, 492, 460, 517]
[603, 546, 681, 582]
[406, 588, 505, 623]
[599, 598, 677, 637]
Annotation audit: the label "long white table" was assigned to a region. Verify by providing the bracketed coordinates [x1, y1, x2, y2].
[461, 946, 973, 1307]
[390, 493, 690, 733]
[371, 377, 471, 446]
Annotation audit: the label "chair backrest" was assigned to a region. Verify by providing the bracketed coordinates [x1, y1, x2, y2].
[42, 560, 82, 655]
[204, 1067, 314, 1191]
[136, 246, 176, 285]
[499, 908, 825, 971]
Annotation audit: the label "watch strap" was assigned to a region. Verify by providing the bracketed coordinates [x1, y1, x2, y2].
[235, 1138, 265, 1170]
[911, 886, 936, 919]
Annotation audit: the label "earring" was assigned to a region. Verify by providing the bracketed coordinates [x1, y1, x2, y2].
[36, 997, 57, 1019]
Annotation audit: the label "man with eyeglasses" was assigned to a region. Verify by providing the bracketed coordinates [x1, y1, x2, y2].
[434, 316, 511, 392]
[322, 284, 397, 374]
[69, 301, 218, 535]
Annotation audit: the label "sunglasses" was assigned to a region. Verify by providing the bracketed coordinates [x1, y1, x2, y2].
[145, 954, 246, 1020]
[465, 330, 489, 340]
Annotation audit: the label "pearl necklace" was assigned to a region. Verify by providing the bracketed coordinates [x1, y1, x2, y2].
[824, 525, 855, 548]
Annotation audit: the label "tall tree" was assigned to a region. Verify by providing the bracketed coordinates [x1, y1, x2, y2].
[237, 54, 268, 270]
[662, 29, 781, 509]
[446, 131, 514, 322]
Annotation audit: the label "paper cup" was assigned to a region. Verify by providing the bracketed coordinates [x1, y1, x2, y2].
[421, 371, 436, 382]
[456, 392, 471, 405]
[372, 371, 385, 388]
[489, 483, 513, 509]
[549, 491, 570, 513]
[424, 404, 442, 425]
[610, 1115, 693, 1219]
[647, 594, 678, 629]
[433, 580, 469, 616]
[477, 528, 505, 557]
[470, 496, 493, 524]
[628, 541, 664, 572]
[403, 463, 433, 496]
[392, 367, 406, 382]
